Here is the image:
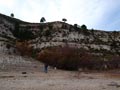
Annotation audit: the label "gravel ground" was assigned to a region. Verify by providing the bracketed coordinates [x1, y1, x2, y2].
[0, 69, 120, 90]
[0, 52, 120, 90]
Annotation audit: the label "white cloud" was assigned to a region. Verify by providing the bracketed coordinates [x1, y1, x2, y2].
[0, 0, 18, 16]
[0, 0, 120, 30]
[0, 0, 16, 7]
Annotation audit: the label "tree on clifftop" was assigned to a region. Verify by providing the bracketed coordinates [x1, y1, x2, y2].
[10, 13, 14, 18]
[81, 24, 87, 30]
[40, 17, 46, 23]
[62, 18, 67, 22]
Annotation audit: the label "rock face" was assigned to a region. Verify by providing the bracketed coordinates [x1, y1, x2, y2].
[0, 13, 120, 57]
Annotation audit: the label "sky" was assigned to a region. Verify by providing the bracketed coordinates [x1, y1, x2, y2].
[0, 0, 120, 31]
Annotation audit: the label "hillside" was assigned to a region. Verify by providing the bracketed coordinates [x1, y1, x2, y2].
[0, 13, 43, 71]
[0, 13, 120, 70]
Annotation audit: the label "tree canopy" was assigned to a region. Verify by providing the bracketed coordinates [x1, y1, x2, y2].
[81, 24, 87, 30]
[10, 13, 14, 18]
[62, 18, 67, 22]
[40, 17, 46, 23]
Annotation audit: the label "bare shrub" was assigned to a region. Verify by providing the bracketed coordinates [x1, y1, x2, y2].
[37, 46, 96, 70]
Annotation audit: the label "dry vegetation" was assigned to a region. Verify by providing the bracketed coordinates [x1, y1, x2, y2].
[15, 41, 120, 71]
[37, 46, 120, 71]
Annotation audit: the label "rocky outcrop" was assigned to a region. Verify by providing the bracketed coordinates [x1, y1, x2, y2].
[0, 13, 120, 56]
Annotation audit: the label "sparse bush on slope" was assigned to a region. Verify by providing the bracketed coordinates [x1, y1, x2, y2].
[13, 23, 35, 41]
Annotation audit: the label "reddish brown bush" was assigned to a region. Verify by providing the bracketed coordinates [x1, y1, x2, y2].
[37, 46, 96, 70]
[37, 45, 120, 71]
[108, 56, 120, 69]
[16, 41, 33, 56]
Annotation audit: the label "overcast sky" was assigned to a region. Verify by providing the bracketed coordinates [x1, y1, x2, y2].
[0, 0, 120, 31]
